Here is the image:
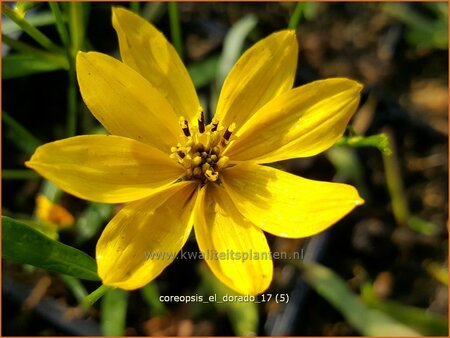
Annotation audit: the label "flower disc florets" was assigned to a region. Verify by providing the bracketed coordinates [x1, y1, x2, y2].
[170, 112, 234, 184]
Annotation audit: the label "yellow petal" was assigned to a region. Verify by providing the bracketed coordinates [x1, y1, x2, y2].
[112, 7, 201, 123]
[76, 51, 180, 153]
[26, 135, 184, 203]
[194, 184, 273, 295]
[224, 78, 362, 163]
[97, 181, 198, 290]
[222, 164, 364, 238]
[215, 30, 298, 132]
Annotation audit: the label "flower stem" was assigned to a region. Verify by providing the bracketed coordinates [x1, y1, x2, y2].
[82, 284, 110, 309]
[168, 2, 184, 59]
[68, 2, 85, 58]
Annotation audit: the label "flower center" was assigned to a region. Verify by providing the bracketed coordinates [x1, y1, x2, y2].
[170, 111, 235, 184]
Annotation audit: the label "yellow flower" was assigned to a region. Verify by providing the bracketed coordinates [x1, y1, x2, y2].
[35, 194, 74, 229]
[26, 8, 364, 295]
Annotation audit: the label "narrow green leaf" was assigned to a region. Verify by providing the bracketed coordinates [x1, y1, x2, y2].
[2, 169, 40, 180]
[2, 4, 62, 53]
[19, 219, 58, 240]
[2, 216, 99, 281]
[188, 55, 220, 88]
[141, 283, 167, 316]
[361, 283, 448, 336]
[49, 2, 70, 48]
[407, 215, 438, 236]
[59, 274, 89, 304]
[2, 11, 58, 35]
[199, 266, 258, 336]
[75, 203, 114, 245]
[216, 14, 258, 88]
[168, 2, 183, 59]
[101, 288, 129, 336]
[299, 262, 420, 336]
[2, 53, 68, 79]
[2, 111, 41, 154]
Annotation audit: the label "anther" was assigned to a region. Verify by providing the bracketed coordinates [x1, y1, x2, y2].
[205, 169, 219, 182]
[198, 110, 205, 133]
[223, 123, 236, 141]
[211, 119, 219, 132]
[177, 150, 186, 159]
[179, 117, 191, 137]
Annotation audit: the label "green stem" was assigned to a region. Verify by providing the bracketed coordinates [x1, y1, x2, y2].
[2, 4, 62, 54]
[49, 2, 70, 48]
[69, 2, 85, 57]
[67, 66, 77, 137]
[168, 2, 184, 59]
[335, 133, 392, 155]
[82, 284, 110, 309]
[65, 3, 85, 137]
[2, 170, 40, 180]
[288, 2, 305, 29]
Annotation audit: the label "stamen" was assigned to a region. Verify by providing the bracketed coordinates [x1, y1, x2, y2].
[170, 116, 236, 184]
[179, 117, 191, 137]
[198, 110, 205, 133]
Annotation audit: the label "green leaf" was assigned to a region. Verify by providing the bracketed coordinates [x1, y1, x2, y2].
[2, 111, 41, 154]
[59, 274, 89, 304]
[406, 215, 439, 236]
[199, 266, 258, 336]
[2, 4, 62, 53]
[2, 216, 99, 281]
[101, 288, 129, 336]
[188, 55, 220, 89]
[216, 14, 258, 88]
[2, 11, 59, 35]
[2, 169, 40, 180]
[2, 53, 68, 79]
[299, 262, 420, 336]
[19, 219, 59, 240]
[361, 283, 448, 336]
[75, 203, 114, 245]
[141, 283, 167, 316]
